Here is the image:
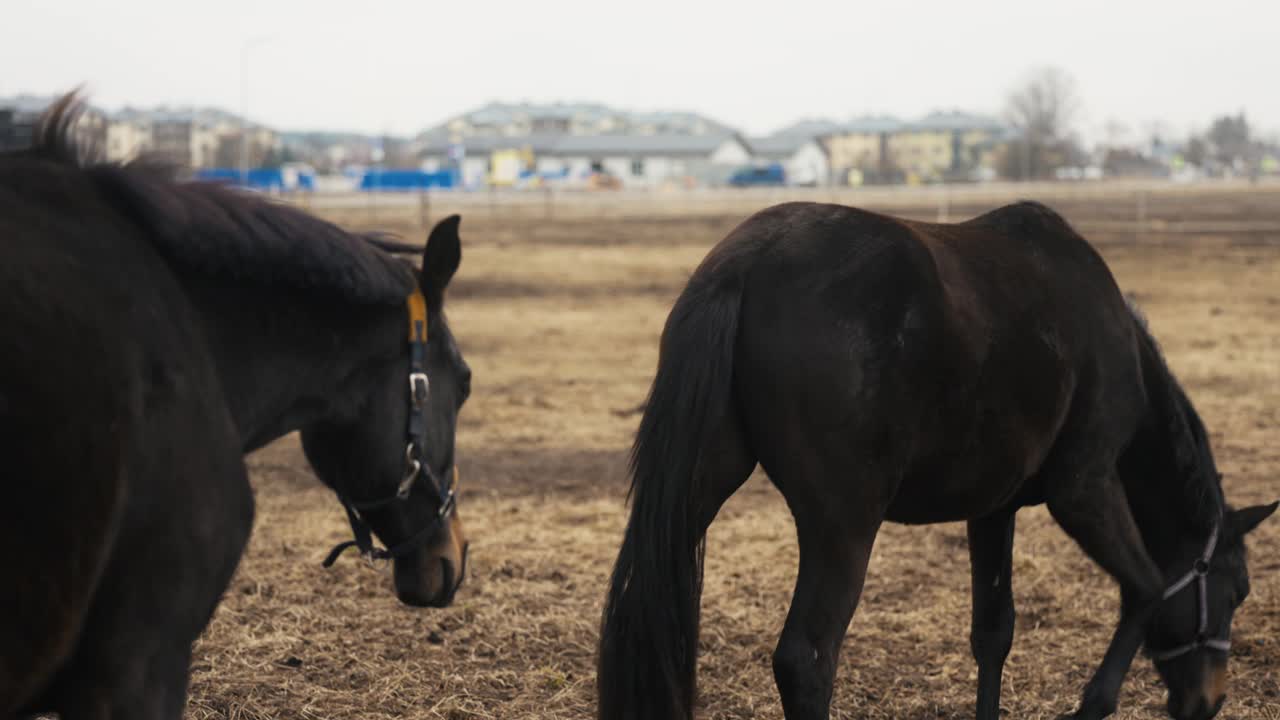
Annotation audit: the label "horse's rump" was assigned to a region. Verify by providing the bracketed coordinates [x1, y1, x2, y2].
[0, 169, 163, 707]
[0, 280, 135, 708]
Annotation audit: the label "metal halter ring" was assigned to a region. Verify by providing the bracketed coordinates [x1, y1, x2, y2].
[437, 490, 457, 519]
[365, 552, 391, 571]
[397, 445, 421, 499]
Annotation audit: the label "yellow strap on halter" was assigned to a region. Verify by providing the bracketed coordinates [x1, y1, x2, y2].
[407, 289, 428, 342]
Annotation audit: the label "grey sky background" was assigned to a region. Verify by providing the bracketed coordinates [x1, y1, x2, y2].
[3, 0, 1276, 143]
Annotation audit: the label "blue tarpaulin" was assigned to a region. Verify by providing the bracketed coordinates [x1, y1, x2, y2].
[358, 169, 458, 191]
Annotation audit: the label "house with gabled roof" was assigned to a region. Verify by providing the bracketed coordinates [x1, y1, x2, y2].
[746, 135, 831, 186]
[420, 132, 752, 188]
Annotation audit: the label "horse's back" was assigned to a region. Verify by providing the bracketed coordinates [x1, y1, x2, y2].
[721, 200, 1136, 391]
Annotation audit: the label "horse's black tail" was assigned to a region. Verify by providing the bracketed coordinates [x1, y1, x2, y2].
[598, 270, 747, 720]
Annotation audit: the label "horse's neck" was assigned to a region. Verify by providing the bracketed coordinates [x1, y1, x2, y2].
[186, 278, 399, 452]
[1120, 346, 1221, 566]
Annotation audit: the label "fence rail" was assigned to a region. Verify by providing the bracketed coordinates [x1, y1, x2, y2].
[289, 178, 1280, 234]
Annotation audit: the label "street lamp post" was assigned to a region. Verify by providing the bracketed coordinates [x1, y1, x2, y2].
[239, 35, 273, 186]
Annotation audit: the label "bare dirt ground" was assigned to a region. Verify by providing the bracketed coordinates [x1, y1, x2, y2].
[187, 190, 1279, 719]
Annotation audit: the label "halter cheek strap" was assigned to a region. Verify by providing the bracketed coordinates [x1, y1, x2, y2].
[322, 288, 459, 567]
[1147, 521, 1231, 662]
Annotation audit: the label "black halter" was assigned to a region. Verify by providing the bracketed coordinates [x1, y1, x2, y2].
[322, 290, 458, 567]
[1146, 520, 1231, 662]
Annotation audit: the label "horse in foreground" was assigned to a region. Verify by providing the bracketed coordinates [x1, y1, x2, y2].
[599, 200, 1275, 720]
[0, 96, 472, 717]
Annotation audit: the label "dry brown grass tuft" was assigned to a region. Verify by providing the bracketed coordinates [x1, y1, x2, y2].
[188, 194, 1279, 719]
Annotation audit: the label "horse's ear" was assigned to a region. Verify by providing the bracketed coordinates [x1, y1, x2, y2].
[421, 215, 461, 303]
[1226, 501, 1279, 538]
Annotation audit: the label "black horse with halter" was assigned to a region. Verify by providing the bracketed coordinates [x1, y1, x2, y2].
[323, 288, 458, 567]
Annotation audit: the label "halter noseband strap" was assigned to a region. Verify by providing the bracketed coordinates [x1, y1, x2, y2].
[1147, 521, 1231, 662]
[322, 288, 459, 568]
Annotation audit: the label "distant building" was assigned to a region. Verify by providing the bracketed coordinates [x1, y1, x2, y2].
[0, 107, 38, 152]
[1, 99, 107, 159]
[822, 116, 902, 184]
[420, 133, 752, 188]
[890, 111, 1006, 182]
[417, 101, 735, 151]
[150, 120, 221, 169]
[433, 102, 623, 138]
[767, 118, 849, 139]
[819, 112, 1007, 184]
[278, 131, 386, 173]
[544, 134, 752, 188]
[212, 126, 281, 168]
[106, 120, 152, 162]
[747, 136, 832, 186]
[420, 134, 558, 187]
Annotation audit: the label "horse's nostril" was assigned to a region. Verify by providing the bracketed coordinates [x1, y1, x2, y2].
[440, 557, 454, 590]
[457, 542, 470, 589]
[1173, 693, 1226, 720]
[432, 557, 455, 607]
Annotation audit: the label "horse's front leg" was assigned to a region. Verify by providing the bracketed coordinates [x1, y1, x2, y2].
[1047, 472, 1164, 719]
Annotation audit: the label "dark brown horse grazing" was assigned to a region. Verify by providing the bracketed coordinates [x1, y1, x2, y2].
[0, 96, 471, 717]
[599, 201, 1276, 720]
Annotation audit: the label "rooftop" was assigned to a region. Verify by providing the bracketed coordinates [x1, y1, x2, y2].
[421, 132, 744, 158]
[767, 111, 1006, 138]
[418, 101, 736, 142]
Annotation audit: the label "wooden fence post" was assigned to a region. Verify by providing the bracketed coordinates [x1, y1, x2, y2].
[1135, 189, 1147, 242]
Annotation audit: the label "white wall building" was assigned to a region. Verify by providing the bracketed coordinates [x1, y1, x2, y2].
[106, 120, 152, 162]
[421, 133, 753, 188]
[747, 136, 832, 186]
[543, 134, 752, 188]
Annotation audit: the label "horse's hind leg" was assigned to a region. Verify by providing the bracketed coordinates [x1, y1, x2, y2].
[773, 515, 879, 720]
[968, 509, 1018, 720]
[56, 643, 192, 720]
[766, 451, 888, 720]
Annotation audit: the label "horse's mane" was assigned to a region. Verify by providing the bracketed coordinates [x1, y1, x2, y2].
[12, 92, 416, 305]
[1126, 301, 1224, 530]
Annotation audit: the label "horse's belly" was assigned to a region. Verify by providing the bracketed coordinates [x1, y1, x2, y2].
[884, 465, 1022, 524]
[883, 361, 1073, 524]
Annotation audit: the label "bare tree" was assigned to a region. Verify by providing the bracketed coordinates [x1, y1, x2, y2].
[1206, 113, 1251, 168]
[1003, 66, 1082, 179]
[1184, 136, 1208, 168]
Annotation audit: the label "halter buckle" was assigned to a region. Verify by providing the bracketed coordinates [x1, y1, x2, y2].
[410, 372, 429, 406]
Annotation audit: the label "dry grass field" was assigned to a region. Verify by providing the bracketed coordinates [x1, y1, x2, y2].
[186, 189, 1278, 719]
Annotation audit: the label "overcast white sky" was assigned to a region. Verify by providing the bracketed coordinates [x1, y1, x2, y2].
[3, 0, 1276, 143]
